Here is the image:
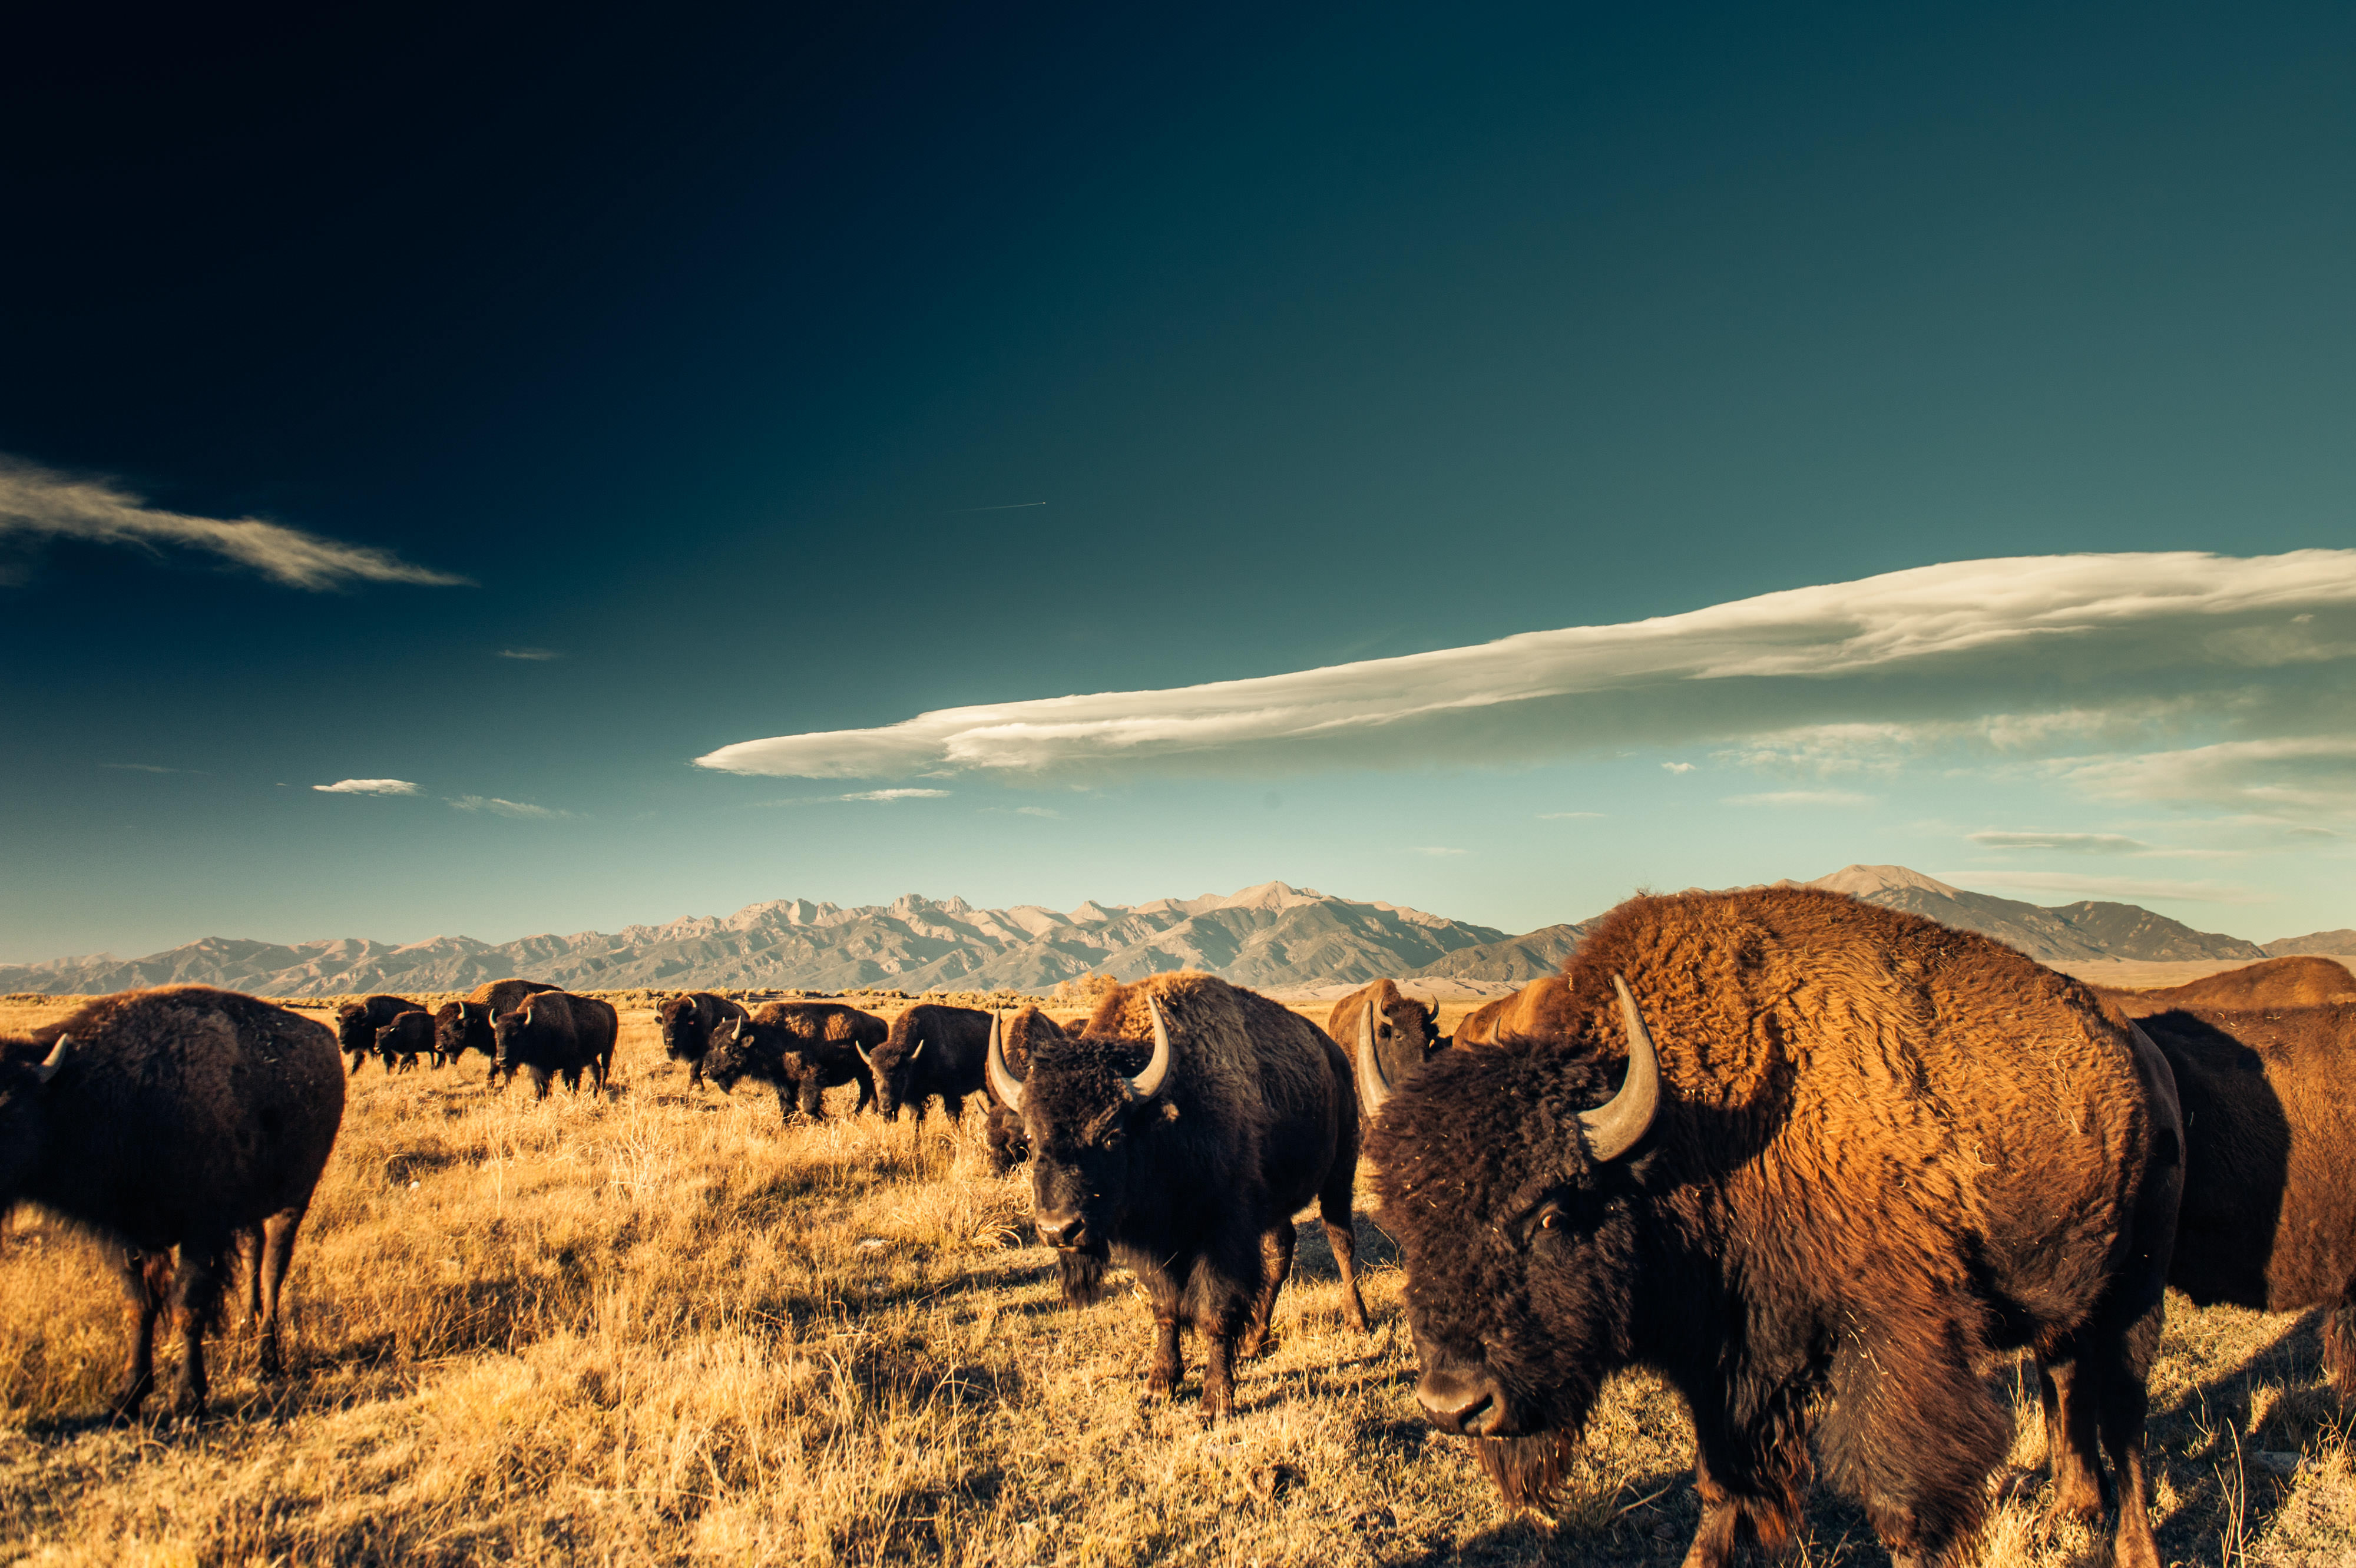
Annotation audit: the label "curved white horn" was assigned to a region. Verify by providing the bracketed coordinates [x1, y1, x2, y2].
[908, 1036, 925, 1064]
[855, 1041, 876, 1071]
[35, 1036, 71, 1084]
[1355, 998, 1393, 1119]
[1581, 975, 1662, 1162]
[985, 1012, 1024, 1114]
[1129, 996, 1174, 1100]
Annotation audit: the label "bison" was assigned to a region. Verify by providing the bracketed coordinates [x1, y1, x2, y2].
[1450, 974, 1570, 1048]
[2102, 983, 2356, 1397]
[706, 1001, 883, 1122]
[373, 1009, 439, 1072]
[333, 993, 422, 1073]
[979, 1005, 1059, 1172]
[656, 991, 748, 1091]
[1327, 978, 1440, 1096]
[1360, 888, 2180, 1568]
[987, 972, 1371, 1417]
[861, 1003, 992, 1124]
[491, 991, 617, 1099]
[0, 986, 345, 1418]
[432, 1000, 499, 1075]
[469, 977, 559, 1013]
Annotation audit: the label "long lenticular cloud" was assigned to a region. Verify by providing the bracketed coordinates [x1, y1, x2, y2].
[695, 551, 2356, 785]
[0, 455, 468, 591]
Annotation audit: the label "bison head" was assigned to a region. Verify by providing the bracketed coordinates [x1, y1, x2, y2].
[656, 995, 700, 1060]
[435, 1001, 486, 1061]
[1362, 975, 1661, 1487]
[491, 1003, 536, 1074]
[987, 1001, 1174, 1303]
[0, 1036, 73, 1196]
[857, 1018, 926, 1120]
[333, 1004, 376, 1056]
[1365, 988, 1442, 1087]
[701, 1015, 766, 1092]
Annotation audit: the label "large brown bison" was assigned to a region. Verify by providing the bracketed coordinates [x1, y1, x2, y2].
[1450, 974, 1570, 1047]
[861, 1003, 991, 1124]
[2102, 981, 2356, 1396]
[706, 1001, 883, 1121]
[987, 972, 1371, 1417]
[432, 1000, 498, 1074]
[1361, 888, 2180, 1568]
[657, 991, 748, 1090]
[491, 992, 617, 1099]
[2097, 954, 2356, 1013]
[469, 977, 559, 1012]
[1326, 978, 1440, 1093]
[0, 987, 345, 1418]
[333, 993, 422, 1073]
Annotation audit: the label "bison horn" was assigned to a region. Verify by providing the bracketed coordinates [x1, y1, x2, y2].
[1129, 996, 1174, 1101]
[1580, 975, 1662, 1162]
[1355, 998, 1393, 1119]
[985, 1012, 1024, 1114]
[907, 1036, 924, 1064]
[35, 1035, 71, 1084]
[855, 1041, 876, 1072]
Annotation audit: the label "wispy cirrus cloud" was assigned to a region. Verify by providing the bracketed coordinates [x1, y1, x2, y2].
[497, 647, 561, 661]
[1935, 870, 2268, 905]
[1538, 811, 1604, 819]
[0, 455, 466, 591]
[313, 779, 419, 795]
[1970, 831, 2152, 854]
[696, 553, 2356, 829]
[761, 787, 954, 808]
[1724, 789, 1874, 808]
[449, 795, 568, 819]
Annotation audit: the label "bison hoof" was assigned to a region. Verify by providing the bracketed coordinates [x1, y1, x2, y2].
[1146, 1367, 1181, 1400]
[1237, 1329, 1275, 1361]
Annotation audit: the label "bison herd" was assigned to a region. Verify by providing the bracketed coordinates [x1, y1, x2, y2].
[4, 885, 2355, 1567]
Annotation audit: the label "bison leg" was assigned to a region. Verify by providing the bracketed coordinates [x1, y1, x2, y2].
[108, 1249, 173, 1420]
[850, 1065, 876, 1117]
[940, 1091, 965, 1124]
[1319, 1160, 1371, 1334]
[798, 1076, 826, 1120]
[254, 1207, 306, 1377]
[2036, 1357, 2107, 1523]
[1146, 1313, 1184, 1400]
[1238, 1223, 1295, 1359]
[1200, 1331, 1239, 1419]
[1679, 1405, 1810, 1568]
[529, 1066, 553, 1100]
[164, 1236, 232, 1418]
[1817, 1317, 2007, 1568]
[2325, 1295, 2356, 1400]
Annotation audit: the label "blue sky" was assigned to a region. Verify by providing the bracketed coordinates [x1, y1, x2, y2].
[3, 4, 2352, 961]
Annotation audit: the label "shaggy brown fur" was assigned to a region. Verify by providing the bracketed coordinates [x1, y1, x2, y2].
[867, 1004, 991, 1124]
[1367, 888, 2179, 1568]
[1325, 978, 1440, 1094]
[1450, 974, 1570, 1047]
[2103, 995, 2356, 1396]
[334, 994, 421, 1073]
[706, 1002, 883, 1122]
[2096, 954, 2356, 1013]
[656, 991, 749, 1090]
[1002, 972, 1371, 1417]
[0, 986, 345, 1418]
[491, 993, 617, 1100]
[432, 1000, 498, 1076]
[466, 978, 558, 1013]
[373, 1010, 438, 1073]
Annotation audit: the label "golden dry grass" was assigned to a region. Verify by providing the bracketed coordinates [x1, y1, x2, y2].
[0, 995, 2347, 1566]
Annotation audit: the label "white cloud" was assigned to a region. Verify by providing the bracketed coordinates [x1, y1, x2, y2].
[1723, 790, 1874, 808]
[497, 647, 562, 661]
[0, 455, 467, 591]
[842, 788, 952, 802]
[2065, 736, 2356, 816]
[694, 553, 2356, 811]
[1411, 846, 1468, 856]
[1015, 806, 1060, 818]
[449, 795, 567, 819]
[313, 779, 420, 796]
[102, 763, 187, 774]
[1934, 870, 2269, 905]
[1661, 762, 1697, 775]
[1970, 831, 2151, 854]
[1538, 811, 1604, 819]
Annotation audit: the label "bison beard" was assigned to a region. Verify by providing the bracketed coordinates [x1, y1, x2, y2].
[1365, 887, 2179, 1568]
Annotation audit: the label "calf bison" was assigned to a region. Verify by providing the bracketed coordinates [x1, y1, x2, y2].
[657, 991, 748, 1090]
[334, 994, 422, 1073]
[432, 1000, 499, 1074]
[373, 1010, 439, 1072]
[861, 1003, 991, 1124]
[0, 986, 345, 1418]
[2104, 987, 2356, 1396]
[1449, 974, 1569, 1048]
[706, 1001, 883, 1122]
[987, 972, 1371, 1417]
[1327, 978, 1440, 1098]
[491, 992, 617, 1099]
[1361, 888, 2180, 1568]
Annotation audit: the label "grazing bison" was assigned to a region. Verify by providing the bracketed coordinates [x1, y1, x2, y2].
[2103, 988, 2356, 1396]
[432, 1000, 499, 1075]
[657, 991, 748, 1091]
[0, 987, 345, 1418]
[987, 972, 1371, 1417]
[706, 1001, 883, 1122]
[1450, 974, 1570, 1048]
[1361, 888, 2180, 1568]
[373, 1010, 439, 1072]
[861, 1004, 992, 1124]
[491, 992, 617, 1099]
[1326, 978, 1440, 1096]
[334, 994, 422, 1073]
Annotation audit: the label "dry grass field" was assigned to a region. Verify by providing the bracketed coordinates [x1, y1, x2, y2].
[0, 993, 2350, 1566]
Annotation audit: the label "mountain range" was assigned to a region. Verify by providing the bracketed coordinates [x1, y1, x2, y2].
[2, 868, 2344, 998]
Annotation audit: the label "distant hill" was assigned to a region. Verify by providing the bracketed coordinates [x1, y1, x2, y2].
[2264, 928, 2356, 957]
[1797, 865, 2267, 964]
[0, 882, 1511, 998]
[1405, 922, 1593, 983]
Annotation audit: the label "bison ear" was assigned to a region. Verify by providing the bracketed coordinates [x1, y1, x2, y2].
[35, 1035, 71, 1084]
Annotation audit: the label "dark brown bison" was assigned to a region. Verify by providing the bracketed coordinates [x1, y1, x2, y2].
[333, 994, 422, 1073]
[980, 1005, 1059, 1172]
[432, 1000, 499, 1074]
[1450, 974, 1570, 1047]
[1360, 888, 2180, 1568]
[2102, 986, 2356, 1396]
[1326, 978, 1440, 1094]
[2096, 954, 2356, 1013]
[657, 991, 748, 1091]
[706, 1001, 883, 1121]
[373, 1010, 438, 1072]
[987, 972, 1371, 1417]
[468, 977, 560, 1013]
[491, 991, 617, 1099]
[861, 1004, 991, 1124]
[0, 987, 345, 1418]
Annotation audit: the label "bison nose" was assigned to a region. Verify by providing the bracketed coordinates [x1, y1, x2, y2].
[1418, 1366, 1511, 1436]
[1036, 1210, 1087, 1250]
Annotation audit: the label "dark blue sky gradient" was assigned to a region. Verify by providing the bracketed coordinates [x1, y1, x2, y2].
[4, 4, 2352, 959]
